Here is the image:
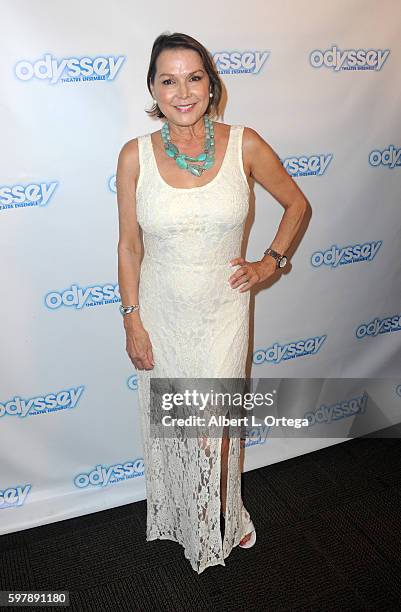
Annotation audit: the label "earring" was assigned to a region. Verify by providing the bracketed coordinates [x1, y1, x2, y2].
[209, 91, 213, 98]
[153, 98, 157, 104]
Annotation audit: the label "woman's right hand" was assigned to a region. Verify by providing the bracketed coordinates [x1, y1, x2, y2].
[124, 319, 154, 370]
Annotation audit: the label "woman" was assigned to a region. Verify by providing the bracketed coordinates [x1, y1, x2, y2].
[116, 32, 308, 573]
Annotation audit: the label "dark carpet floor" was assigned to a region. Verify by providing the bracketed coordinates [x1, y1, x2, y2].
[1, 436, 401, 611]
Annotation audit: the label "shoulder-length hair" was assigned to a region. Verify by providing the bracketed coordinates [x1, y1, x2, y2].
[146, 32, 223, 119]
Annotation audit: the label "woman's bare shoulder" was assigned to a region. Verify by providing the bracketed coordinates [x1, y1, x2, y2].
[120, 129, 162, 159]
[242, 125, 276, 157]
[119, 136, 139, 160]
[216, 122, 267, 149]
[242, 125, 265, 145]
[117, 137, 140, 180]
[240, 126, 280, 178]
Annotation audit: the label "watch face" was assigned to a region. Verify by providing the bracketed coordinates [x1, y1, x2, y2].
[279, 256, 287, 268]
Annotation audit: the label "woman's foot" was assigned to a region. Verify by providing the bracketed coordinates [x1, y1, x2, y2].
[239, 532, 252, 546]
[239, 501, 256, 548]
[222, 508, 256, 548]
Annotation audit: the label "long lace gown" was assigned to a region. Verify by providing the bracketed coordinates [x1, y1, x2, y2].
[135, 124, 253, 573]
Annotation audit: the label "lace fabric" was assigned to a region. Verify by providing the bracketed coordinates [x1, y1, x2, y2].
[135, 125, 252, 573]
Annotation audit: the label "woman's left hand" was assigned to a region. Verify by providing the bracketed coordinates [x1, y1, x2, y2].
[228, 256, 277, 292]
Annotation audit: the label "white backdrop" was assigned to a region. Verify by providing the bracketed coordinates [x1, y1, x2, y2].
[1, 0, 400, 535]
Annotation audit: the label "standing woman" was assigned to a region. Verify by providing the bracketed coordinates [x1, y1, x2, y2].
[116, 32, 308, 574]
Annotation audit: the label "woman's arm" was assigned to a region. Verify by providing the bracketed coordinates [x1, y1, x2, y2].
[116, 139, 142, 324]
[229, 127, 310, 291]
[243, 126, 309, 258]
[116, 139, 154, 370]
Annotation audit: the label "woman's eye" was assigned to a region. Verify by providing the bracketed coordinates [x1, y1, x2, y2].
[161, 76, 202, 85]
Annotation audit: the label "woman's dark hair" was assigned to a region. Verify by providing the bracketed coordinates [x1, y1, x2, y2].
[146, 32, 222, 119]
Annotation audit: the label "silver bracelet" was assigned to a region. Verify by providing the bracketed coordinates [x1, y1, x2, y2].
[119, 304, 140, 316]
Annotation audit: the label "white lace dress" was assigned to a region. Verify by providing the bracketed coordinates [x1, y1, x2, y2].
[135, 124, 252, 574]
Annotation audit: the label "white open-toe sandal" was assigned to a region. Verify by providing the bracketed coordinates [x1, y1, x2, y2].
[222, 511, 257, 549]
[239, 501, 257, 549]
[239, 516, 256, 548]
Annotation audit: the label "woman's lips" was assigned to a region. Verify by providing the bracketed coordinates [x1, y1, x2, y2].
[175, 103, 196, 113]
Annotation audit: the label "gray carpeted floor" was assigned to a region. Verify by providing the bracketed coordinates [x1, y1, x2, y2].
[1, 436, 401, 611]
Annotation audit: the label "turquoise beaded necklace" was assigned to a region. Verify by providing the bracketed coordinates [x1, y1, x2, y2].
[161, 114, 215, 177]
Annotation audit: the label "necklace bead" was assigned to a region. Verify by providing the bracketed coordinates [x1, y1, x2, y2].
[161, 114, 215, 175]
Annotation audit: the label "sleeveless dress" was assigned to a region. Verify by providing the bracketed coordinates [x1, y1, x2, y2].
[135, 124, 253, 574]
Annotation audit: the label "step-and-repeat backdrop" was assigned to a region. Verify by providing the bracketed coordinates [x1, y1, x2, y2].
[1, 0, 400, 534]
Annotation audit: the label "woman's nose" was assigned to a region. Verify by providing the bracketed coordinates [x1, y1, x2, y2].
[177, 81, 189, 99]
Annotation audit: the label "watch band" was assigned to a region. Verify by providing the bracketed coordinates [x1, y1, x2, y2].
[264, 247, 287, 269]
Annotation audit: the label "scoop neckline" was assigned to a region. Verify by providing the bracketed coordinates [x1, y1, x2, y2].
[148, 124, 233, 192]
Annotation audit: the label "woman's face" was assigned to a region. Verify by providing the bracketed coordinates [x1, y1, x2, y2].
[150, 48, 210, 125]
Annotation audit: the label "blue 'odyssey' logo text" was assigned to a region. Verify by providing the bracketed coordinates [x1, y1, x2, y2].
[0, 181, 58, 211]
[45, 283, 120, 309]
[356, 313, 401, 339]
[127, 375, 138, 390]
[369, 144, 401, 169]
[253, 335, 327, 364]
[244, 425, 270, 448]
[74, 459, 145, 488]
[304, 391, 368, 425]
[311, 240, 382, 268]
[310, 45, 390, 71]
[1, 484, 31, 509]
[14, 53, 126, 84]
[213, 51, 269, 74]
[109, 175, 116, 193]
[282, 154, 332, 177]
[0, 386, 85, 418]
